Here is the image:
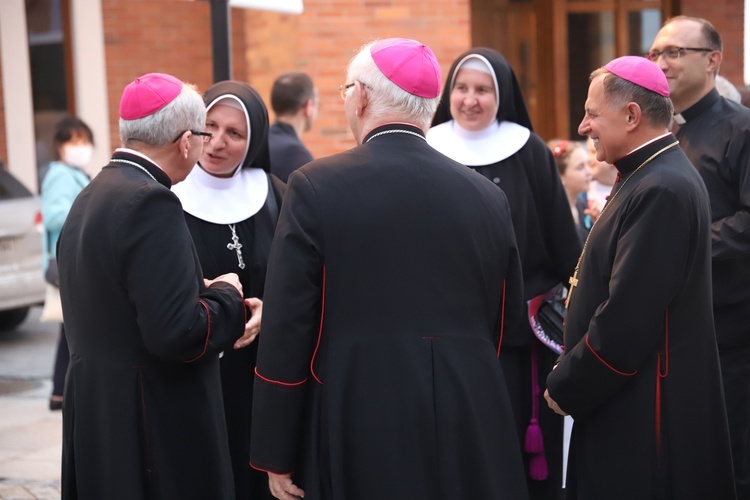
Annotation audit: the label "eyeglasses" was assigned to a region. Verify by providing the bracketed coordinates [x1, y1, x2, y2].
[171, 130, 213, 143]
[338, 81, 372, 101]
[339, 83, 355, 100]
[645, 46, 714, 62]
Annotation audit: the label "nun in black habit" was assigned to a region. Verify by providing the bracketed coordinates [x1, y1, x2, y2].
[427, 48, 582, 499]
[172, 81, 285, 500]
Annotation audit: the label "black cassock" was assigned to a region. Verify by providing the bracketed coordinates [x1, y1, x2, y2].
[547, 135, 735, 499]
[182, 174, 284, 500]
[249, 124, 530, 500]
[57, 151, 246, 499]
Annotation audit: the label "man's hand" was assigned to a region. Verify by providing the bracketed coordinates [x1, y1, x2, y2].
[544, 388, 569, 416]
[205, 273, 243, 296]
[234, 298, 262, 349]
[268, 471, 304, 499]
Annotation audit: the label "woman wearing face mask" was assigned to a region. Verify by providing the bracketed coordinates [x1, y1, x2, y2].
[172, 81, 285, 500]
[41, 115, 94, 411]
[427, 48, 582, 500]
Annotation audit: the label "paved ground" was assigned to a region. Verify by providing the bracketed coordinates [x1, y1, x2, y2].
[0, 307, 62, 499]
[0, 380, 61, 499]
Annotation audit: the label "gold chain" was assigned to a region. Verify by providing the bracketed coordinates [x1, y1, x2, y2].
[565, 140, 679, 308]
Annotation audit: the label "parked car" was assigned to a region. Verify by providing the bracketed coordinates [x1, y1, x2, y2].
[0, 167, 45, 331]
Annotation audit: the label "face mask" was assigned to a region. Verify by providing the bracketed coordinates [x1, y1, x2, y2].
[62, 144, 94, 169]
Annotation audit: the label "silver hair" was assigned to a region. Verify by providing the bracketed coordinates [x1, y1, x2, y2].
[591, 68, 673, 129]
[346, 40, 440, 130]
[119, 83, 206, 146]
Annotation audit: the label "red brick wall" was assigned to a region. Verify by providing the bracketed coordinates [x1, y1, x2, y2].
[238, 0, 471, 159]
[0, 52, 6, 167]
[682, 0, 745, 92]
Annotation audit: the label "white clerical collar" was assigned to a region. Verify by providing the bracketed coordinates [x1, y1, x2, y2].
[172, 165, 268, 224]
[673, 114, 686, 125]
[625, 132, 672, 156]
[426, 120, 530, 166]
[115, 148, 168, 176]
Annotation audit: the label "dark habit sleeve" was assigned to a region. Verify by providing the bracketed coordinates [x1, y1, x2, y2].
[547, 183, 692, 419]
[119, 185, 246, 362]
[250, 170, 324, 474]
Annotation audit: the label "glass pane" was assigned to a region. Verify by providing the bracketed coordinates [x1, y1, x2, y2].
[568, 12, 615, 137]
[628, 9, 662, 57]
[26, 0, 69, 187]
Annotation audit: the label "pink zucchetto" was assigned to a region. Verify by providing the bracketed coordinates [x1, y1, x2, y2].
[370, 38, 441, 98]
[603, 56, 670, 97]
[119, 73, 183, 120]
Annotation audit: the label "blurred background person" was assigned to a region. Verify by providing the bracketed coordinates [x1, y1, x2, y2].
[172, 80, 284, 500]
[40, 115, 93, 411]
[268, 72, 318, 182]
[585, 136, 616, 219]
[549, 139, 592, 243]
[716, 75, 742, 103]
[649, 16, 750, 498]
[428, 47, 581, 500]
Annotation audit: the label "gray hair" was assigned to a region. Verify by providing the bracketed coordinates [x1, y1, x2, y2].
[119, 83, 206, 146]
[591, 68, 674, 129]
[346, 41, 439, 130]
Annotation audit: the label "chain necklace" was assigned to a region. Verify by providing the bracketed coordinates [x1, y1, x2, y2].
[227, 224, 246, 270]
[566, 141, 679, 308]
[365, 129, 425, 143]
[110, 158, 157, 182]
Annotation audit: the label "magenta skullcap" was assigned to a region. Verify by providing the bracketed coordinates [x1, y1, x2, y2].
[119, 73, 183, 120]
[370, 38, 441, 98]
[603, 56, 670, 97]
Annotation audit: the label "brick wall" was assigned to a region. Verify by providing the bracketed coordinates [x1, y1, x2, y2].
[0, 53, 5, 167]
[682, 0, 745, 91]
[238, 0, 471, 159]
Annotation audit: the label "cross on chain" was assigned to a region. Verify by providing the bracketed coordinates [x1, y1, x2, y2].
[227, 224, 246, 270]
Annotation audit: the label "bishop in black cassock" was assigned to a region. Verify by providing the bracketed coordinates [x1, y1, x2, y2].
[546, 57, 735, 500]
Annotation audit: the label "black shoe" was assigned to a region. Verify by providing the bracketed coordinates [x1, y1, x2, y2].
[49, 397, 63, 411]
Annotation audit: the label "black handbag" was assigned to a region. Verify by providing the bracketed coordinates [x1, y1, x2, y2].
[528, 285, 566, 354]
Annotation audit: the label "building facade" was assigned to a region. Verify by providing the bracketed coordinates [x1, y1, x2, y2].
[0, 0, 744, 192]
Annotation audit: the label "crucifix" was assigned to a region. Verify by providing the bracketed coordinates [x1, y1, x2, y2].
[565, 272, 579, 308]
[227, 224, 246, 270]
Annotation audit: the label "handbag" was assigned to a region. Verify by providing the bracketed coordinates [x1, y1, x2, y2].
[39, 284, 64, 323]
[45, 257, 59, 287]
[528, 285, 566, 354]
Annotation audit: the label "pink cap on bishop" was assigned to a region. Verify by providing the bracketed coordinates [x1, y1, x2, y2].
[370, 38, 441, 98]
[603, 56, 670, 97]
[119, 73, 183, 120]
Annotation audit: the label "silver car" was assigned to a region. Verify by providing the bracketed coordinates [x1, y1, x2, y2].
[0, 168, 45, 330]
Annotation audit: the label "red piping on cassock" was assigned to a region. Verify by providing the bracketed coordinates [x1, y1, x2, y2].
[655, 308, 669, 461]
[310, 266, 326, 384]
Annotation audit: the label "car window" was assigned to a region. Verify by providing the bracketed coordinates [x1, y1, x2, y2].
[0, 168, 33, 200]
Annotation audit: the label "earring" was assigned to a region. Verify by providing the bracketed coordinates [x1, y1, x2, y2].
[184, 148, 189, 159]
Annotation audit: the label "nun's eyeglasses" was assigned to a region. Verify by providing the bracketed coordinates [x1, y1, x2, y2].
[171, 130, 213, 143]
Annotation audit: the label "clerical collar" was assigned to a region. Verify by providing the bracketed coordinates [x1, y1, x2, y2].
[674, 88, 720, 125]
[426, 119, 530, 166]
[172, 165, 269, 224]
[112, 149, 172, 188]
[363, 123, 425, 143]
[614, 134, 678, 175]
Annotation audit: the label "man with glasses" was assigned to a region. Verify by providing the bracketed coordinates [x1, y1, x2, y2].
[249, 38, 528, 500]
[650, 17, 750, 499]
[57, 73, 247, 499]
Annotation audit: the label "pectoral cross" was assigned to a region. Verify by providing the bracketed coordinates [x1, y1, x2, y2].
[227, 224, 246, 270]
[565, 272, 579, 309]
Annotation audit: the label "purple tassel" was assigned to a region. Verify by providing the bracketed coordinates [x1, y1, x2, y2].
[524, 418, 545, 454]
[529, 452, 549, 481]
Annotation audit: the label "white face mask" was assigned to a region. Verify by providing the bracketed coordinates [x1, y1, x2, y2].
[62, 144, 94, 169]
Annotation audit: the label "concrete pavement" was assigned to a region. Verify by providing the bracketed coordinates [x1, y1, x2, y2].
[0, 379, 61, 499]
